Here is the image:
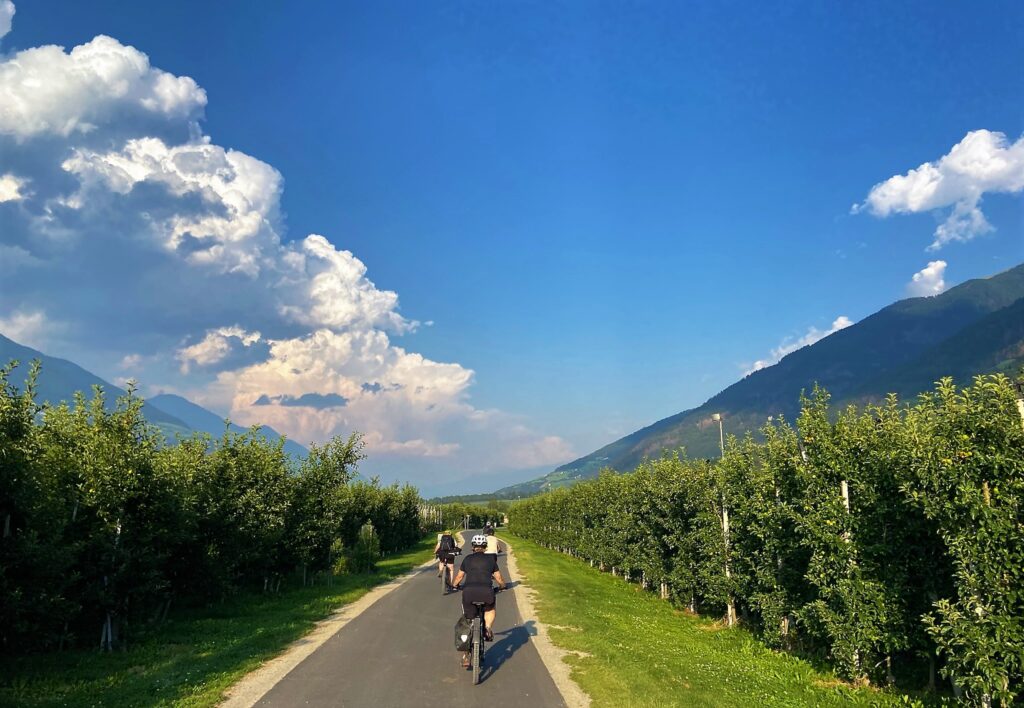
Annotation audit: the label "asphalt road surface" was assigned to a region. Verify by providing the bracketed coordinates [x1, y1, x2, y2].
[258, 531, 566, 707]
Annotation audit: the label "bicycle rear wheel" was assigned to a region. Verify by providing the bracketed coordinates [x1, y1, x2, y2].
[441, 564, 448, 594]
[472, 616, 482, 685]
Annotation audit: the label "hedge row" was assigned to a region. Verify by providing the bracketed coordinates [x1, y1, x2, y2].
[510, 375, 1024, 705]
[0, 362, 423, 654]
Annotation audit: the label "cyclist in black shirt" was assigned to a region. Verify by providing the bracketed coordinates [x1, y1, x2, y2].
[452, 533, 506, 667]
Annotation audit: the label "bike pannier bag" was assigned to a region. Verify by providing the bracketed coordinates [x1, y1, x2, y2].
[454, 615, 473, 651]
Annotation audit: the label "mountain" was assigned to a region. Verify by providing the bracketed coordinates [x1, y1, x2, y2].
[0, 334, 308, 458]
[149, 393, 309, 458]
[0, 333, 191, 438]
[497, 263, 1024, 497]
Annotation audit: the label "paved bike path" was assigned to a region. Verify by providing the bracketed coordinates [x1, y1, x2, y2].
[257, 532, 566, 707]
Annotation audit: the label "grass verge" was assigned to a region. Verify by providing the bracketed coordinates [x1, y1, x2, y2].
[502, 532, 934, 708]
[1, 536, 435, 708]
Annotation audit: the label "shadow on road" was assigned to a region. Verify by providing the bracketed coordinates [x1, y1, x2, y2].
[480, 620, 536, 683]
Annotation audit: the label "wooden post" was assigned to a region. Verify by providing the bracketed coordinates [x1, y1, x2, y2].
[841, 480, 852, 543]
[721, 495, 736, 626]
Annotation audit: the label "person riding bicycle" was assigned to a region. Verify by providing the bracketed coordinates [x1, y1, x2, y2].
[484, 526, 502, 555]
[452, 534, 506, 668]
[434, 530, 460, 582]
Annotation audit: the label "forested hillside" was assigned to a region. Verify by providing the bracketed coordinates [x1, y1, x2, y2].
[499, 263, 1024, 496]
[0, 334, 308, 456]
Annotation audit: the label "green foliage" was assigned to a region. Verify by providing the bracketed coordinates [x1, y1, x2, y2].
[510, 374, 1024, 700]
[1, 537, 434, 707]
[347, 522, 381, 573]
[502, 530, 919, 707]
[0, 361, 425, 655]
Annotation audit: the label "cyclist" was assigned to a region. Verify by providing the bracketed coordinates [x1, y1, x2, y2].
[452, 534, 507, 668]
[434, 530, 459, 582]
[484, 526, 502, 556]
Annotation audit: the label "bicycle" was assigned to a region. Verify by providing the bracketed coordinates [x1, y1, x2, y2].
[439, 549, 460, 595]
[465, 586, 502, 685]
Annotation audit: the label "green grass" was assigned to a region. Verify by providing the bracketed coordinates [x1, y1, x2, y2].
[502, 532, 932, 708]
[1, 536, 435, 708]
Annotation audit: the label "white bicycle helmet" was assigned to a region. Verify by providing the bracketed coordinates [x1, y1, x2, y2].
[471, 534, 488, 547]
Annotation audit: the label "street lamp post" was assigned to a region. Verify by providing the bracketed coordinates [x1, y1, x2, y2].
[712, 413, 724, 458]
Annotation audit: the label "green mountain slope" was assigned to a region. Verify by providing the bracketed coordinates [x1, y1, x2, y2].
[497, 263, 1024, 497]
[149, 393, 309, 458]
[0, 333, 191, 438]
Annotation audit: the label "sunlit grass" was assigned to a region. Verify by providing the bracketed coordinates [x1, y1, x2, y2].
[1, 536, 435, 708]
[503, 532, 936, 707]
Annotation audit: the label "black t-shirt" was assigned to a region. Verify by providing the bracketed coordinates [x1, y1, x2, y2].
[459, 552, 499, 587]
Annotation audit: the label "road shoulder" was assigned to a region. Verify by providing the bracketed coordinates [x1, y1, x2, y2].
[499, 535, 591, 708]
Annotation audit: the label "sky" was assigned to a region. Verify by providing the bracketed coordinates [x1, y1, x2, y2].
[1, 1, 1022, 495]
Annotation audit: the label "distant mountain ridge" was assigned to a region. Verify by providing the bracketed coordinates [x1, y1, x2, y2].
[0, 334, 308, 457]
[149, 393, 308, 458]
[496, 263, 1024, 497]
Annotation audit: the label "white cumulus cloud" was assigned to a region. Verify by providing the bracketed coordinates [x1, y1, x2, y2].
[177, 326, 262, 373]
[62, 137, 280, 275]
[907, 260, 947, 297]
[0, 34, 206, 139]
[854, 130, 1024, 250]
[0, 23, 572, 485]
[746, 316, 854, 374]
[0, 173, 25, 201]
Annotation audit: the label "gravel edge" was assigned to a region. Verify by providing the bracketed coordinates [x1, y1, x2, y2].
[499, 535, 592, 708]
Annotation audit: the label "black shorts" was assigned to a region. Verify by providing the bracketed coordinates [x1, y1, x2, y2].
[461, 585, 496, 618]
[436, 551, 457, 564]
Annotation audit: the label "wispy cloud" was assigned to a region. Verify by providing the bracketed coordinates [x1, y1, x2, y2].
[0, 1, 14, 40]
[853, 130, 1024, 250]
[0, 309, 58, 350]
[744, 316, 854, 374]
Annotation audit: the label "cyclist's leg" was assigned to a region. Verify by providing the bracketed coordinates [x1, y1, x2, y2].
[461, 595, 478, 668]
[484, 608, 495, 638]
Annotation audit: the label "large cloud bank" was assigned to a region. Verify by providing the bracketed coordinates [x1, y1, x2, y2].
[0, 7, 573, 484]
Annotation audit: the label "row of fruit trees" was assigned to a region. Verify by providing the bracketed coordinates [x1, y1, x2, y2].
[0, 362, 424, 654]
[510, 374, 1024, 706]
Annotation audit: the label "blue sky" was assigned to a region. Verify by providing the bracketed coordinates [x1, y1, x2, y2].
[1, 1, 1022, 494]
